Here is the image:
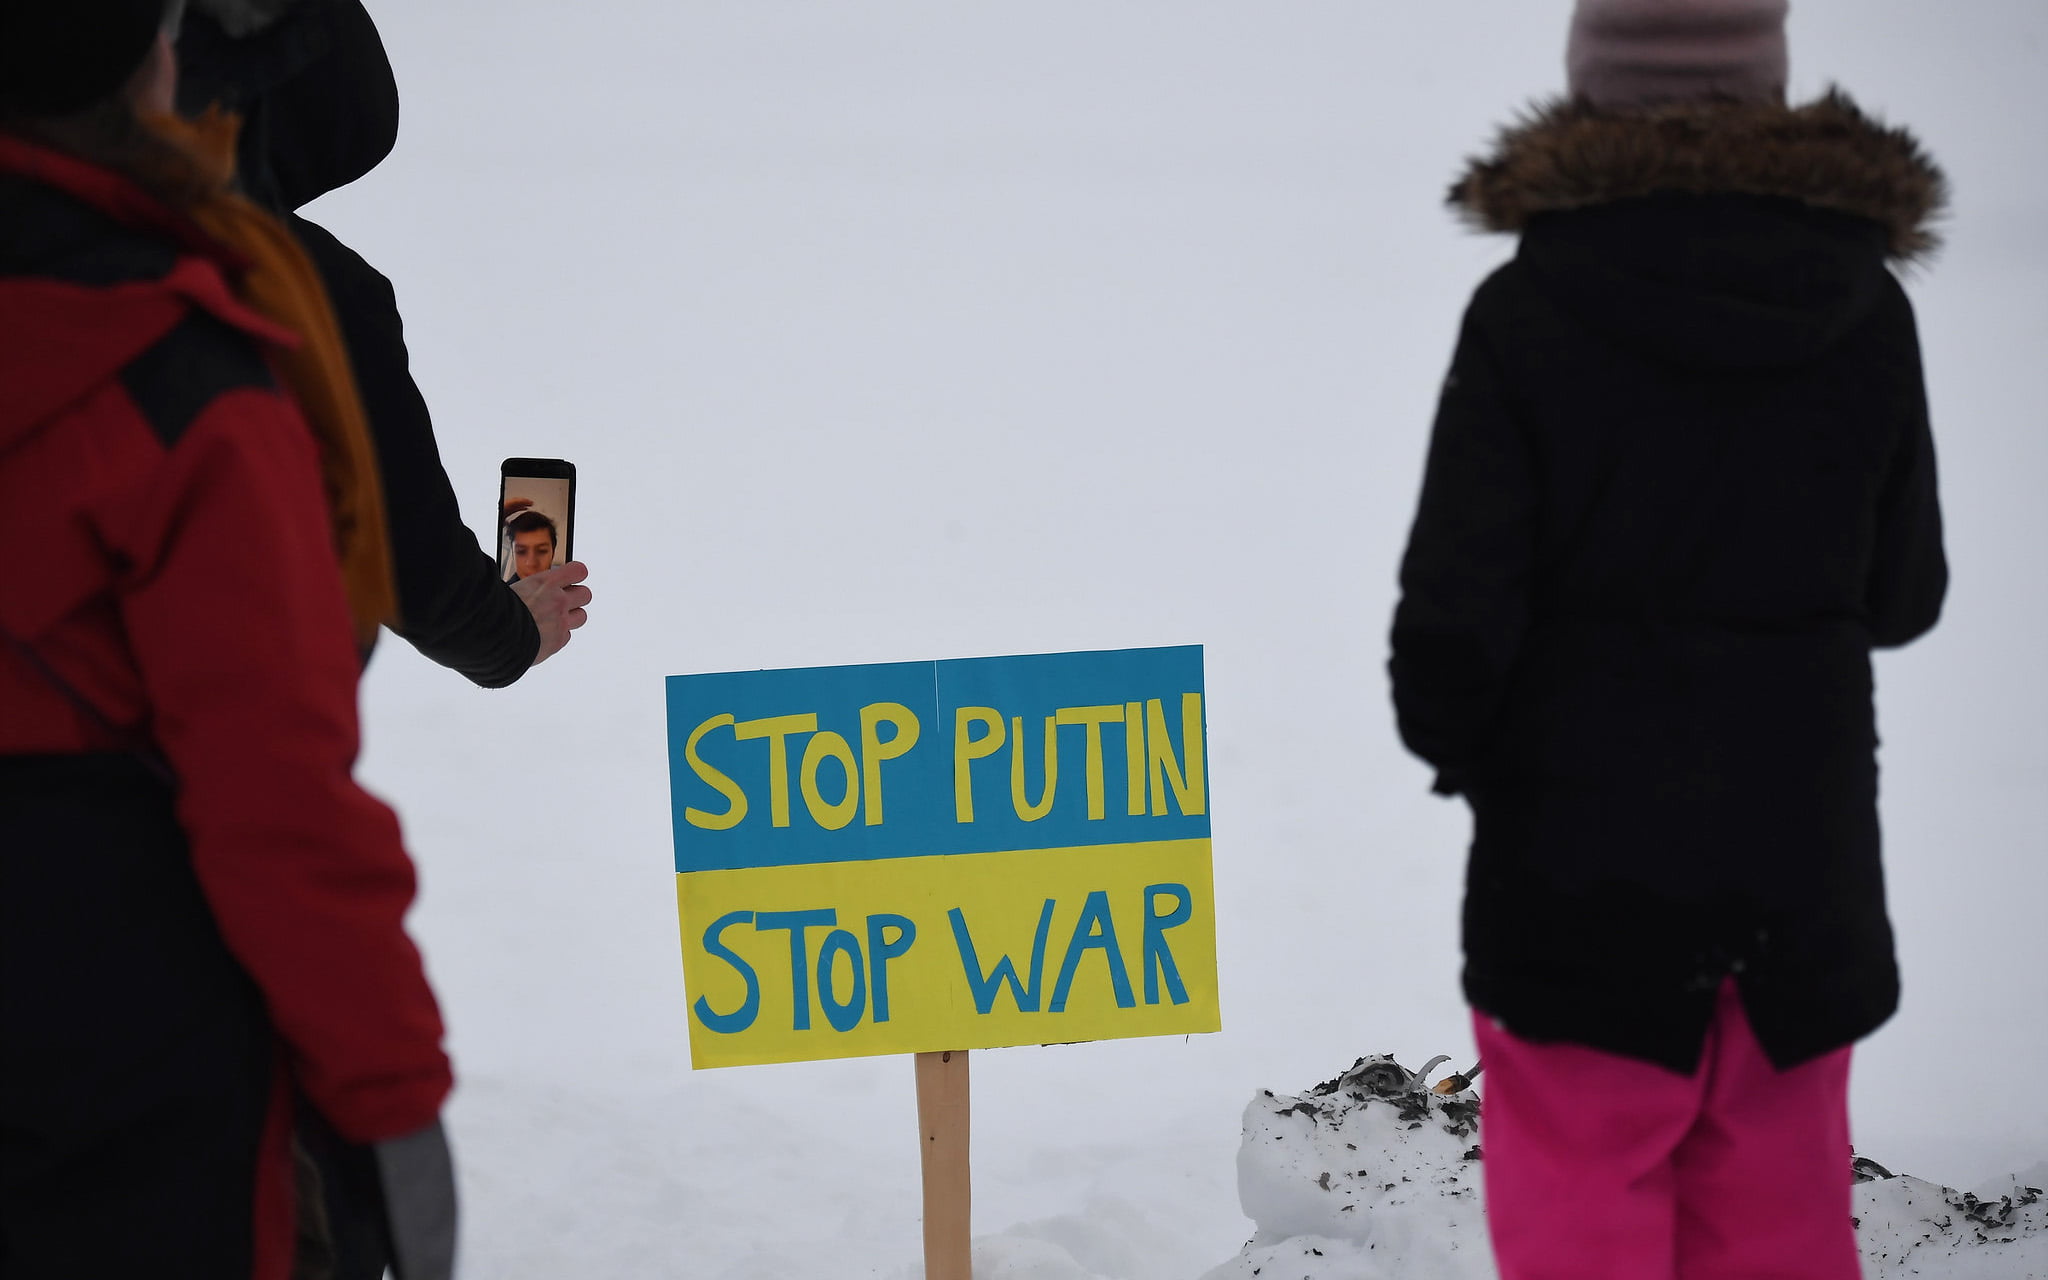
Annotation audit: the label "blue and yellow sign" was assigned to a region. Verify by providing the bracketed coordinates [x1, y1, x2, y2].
[666, 646, 1219, 1068]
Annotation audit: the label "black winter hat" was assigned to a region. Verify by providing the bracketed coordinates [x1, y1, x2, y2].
[0, 0, 171, 117]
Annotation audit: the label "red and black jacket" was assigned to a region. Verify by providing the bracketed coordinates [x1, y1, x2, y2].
[0, 133, 450, 1273]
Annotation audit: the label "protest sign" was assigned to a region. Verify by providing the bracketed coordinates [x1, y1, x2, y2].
[666, 645, 1220, 1069]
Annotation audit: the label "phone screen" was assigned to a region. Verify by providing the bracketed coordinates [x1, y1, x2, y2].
[497, 459, 576, 585]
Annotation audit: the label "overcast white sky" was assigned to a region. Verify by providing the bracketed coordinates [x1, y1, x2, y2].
[312, 1, 2047, 1270]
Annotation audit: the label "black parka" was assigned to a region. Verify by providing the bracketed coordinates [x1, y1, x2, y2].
[1390, 94, 1949, 1073]
[179, 0, 541, 687]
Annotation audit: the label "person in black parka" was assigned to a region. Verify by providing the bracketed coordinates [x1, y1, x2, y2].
[176, 0, 592, 686]
[1388, 1, 1947, 1275]
[169, 5, 586, 1274]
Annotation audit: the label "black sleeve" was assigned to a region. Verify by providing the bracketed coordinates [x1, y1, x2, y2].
[1387, 280, 1537, 796]
[1865, 280, 1947, 649]
[292, 215, 540, 688]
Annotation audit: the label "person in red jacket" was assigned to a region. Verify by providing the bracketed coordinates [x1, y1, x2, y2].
[0, 3, 453, 1277]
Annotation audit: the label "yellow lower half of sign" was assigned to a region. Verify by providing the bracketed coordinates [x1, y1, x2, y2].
[677, 839, 1220, 1069]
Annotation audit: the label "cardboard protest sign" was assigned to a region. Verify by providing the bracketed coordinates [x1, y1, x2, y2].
[666, 646, 1219, 1069]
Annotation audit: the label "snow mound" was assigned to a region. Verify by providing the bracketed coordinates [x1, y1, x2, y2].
[1196, 1054, 1492, 1280]
[1205, 1055, 2048, 1280]
[1856, 1161, 2048, 1279]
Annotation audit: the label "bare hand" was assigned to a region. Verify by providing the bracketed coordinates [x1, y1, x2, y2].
[511, 561, 591, 666]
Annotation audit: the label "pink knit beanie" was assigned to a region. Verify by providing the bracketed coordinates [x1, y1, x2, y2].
[1567, 0, 1790, 109]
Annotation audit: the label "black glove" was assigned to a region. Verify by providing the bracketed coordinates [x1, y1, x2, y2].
[374, 1119, 458, 1280]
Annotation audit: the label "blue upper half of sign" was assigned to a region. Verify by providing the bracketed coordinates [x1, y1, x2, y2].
[665, 646, 1208, 872]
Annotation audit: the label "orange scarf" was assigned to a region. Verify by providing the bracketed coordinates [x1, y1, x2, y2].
[145, 109, 398, 647]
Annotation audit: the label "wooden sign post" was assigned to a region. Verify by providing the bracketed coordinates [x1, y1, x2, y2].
[915, 1050, 972, 1280]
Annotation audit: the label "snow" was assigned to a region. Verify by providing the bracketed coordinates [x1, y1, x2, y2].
[1198, 1056, 1492, 1280]
[1204, 1056, 2048, 1280]
[1857, 1164, 2048, 1280]
[299, 0, 2048, 1275]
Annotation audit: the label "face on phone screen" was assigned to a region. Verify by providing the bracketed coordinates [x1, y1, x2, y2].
[498, 473, 573, 584]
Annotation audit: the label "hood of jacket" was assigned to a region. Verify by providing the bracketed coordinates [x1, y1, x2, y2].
[176, 0, 398, 212]
[188, 0, 306, 38]
[0, 135, 286, 453]
[1448, 91, 1947, 369]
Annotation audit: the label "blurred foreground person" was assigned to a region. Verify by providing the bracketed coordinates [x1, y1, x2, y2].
[177, 0, 591, 683]
[1389, 1, 1947, 1276]
[0, 3, 454, 1277]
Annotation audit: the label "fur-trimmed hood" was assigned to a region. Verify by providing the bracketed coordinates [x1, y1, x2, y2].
[1450, 90, 1947, 263]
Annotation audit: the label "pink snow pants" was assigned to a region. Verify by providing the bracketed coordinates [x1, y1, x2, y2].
[1472, 981, 1860, 1280]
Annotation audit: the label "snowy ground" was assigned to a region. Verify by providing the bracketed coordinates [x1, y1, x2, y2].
[312, 1, 2048, 1275]
[1194, 1056, 2046, 1280]
[1857, 1166, 2048, 1280]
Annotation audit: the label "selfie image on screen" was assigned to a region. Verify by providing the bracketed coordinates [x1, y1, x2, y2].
[499, 476, 573, 584]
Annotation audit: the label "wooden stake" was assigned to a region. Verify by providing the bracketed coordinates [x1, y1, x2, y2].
[914, 1050, 972, 1280]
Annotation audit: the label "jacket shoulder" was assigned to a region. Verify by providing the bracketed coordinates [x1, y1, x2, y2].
[1460, 256, 1546, 329]
[1449, 258, 1548, 362]
[1872, 267, 1918, 327]
[121, 310, 279, 449]
[0, 176, 177, 286]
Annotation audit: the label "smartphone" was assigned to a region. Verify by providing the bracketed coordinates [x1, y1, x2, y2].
[497, 458, 576, 585]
